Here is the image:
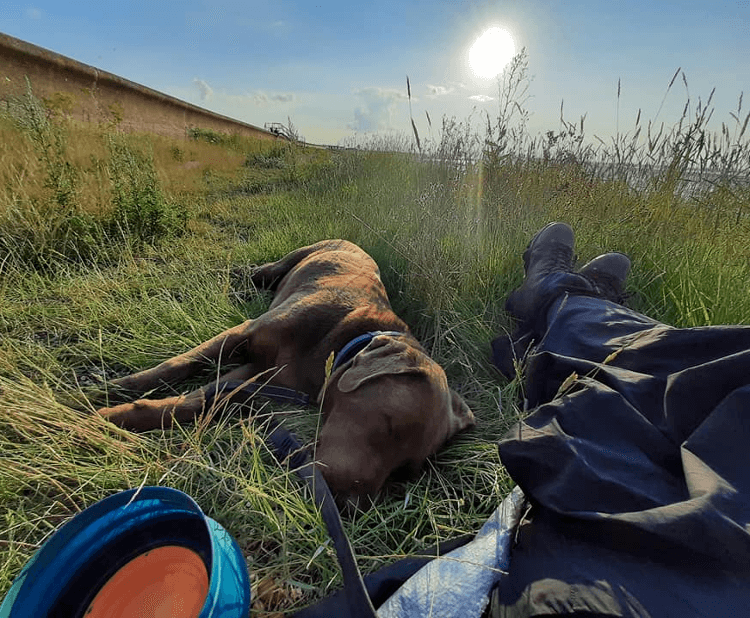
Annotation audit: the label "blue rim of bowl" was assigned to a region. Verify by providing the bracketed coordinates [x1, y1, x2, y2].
[0, 486, 250, 618]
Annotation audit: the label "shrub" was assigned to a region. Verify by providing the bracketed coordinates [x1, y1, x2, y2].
[187, 127, 247, 152]
[106, 136, 187, 247]
[8, 80, 78, 209]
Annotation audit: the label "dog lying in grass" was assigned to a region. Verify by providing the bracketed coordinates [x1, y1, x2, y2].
[97, 239, 475, 506]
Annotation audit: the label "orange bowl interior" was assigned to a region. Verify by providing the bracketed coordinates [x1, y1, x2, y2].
[84, 545, 209, 618]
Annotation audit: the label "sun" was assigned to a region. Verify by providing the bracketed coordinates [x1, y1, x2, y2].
[469, 27, 516, 79]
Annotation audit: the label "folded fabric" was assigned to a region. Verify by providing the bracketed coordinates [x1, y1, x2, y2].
[377, 486, 525, 618]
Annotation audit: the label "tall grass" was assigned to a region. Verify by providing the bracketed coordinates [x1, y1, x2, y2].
[1, 68, 748, 614]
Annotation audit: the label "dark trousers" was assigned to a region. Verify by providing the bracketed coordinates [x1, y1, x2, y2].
[490, 295, 750, 617]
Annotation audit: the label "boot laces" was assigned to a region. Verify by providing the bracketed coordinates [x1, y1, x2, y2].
[580, 271, 627, 304]
[531, 242, 574, 276]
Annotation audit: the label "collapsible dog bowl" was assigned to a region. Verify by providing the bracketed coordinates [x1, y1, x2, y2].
[0, 486, 250, 618]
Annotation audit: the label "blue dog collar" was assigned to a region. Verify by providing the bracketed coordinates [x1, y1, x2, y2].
[332, 331, 404, 371]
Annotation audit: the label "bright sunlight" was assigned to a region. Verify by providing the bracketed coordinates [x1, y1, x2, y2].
[468, 27, 516, 79]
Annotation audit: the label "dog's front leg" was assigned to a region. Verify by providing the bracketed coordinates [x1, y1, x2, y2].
[98, 363, 259, 431]
[110, 320, 255, 395]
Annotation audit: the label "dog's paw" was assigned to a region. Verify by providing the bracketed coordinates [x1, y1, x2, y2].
[97, 401, 136, 424]
[97, 395, 189, 432]
[97, 400, 163, 432]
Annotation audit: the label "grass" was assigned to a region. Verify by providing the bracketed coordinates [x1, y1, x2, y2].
[1, 70, 749, 614]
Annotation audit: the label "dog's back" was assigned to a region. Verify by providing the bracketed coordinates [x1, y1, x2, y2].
[246, 240, 411, 396]
[253, 240, 383, 304]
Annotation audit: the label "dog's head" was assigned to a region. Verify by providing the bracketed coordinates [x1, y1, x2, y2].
[315, 333, 475, 509]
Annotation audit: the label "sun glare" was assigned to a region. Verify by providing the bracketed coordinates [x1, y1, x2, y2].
[469, 27, 516, 79]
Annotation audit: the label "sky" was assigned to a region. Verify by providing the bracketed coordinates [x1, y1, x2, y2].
[1, 1, 748, 147]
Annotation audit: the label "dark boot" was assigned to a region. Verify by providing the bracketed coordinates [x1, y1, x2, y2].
[494, 223, 623, 380]
[578, 252, 631, 305]
[505, 222, 594, 323]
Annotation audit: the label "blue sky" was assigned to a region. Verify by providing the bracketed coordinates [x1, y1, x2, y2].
[1, 1, 748, 146]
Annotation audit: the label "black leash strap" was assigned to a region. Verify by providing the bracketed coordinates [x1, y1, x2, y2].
[204, 380, 379, 617]
[203, 380, 311, 407]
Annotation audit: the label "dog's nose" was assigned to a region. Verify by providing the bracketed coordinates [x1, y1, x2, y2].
[334, 487, 377, 515]
[314, 458, 378, 512]
[336, 492, 362, 515]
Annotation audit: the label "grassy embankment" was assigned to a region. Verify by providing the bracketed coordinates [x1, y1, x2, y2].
[1, 68, 748, 613]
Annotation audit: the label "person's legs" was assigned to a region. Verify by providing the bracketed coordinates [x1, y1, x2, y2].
[492, 222, 634, 382]
[490, 222, 750, 617]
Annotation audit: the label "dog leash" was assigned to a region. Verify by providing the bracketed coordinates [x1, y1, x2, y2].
[204, 381, 311, 407]
[204, 379, 380, 617]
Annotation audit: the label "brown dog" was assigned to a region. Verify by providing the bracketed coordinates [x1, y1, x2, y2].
[97, 239, 475, 505]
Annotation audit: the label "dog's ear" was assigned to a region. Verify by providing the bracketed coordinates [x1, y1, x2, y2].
[448, 388, 476, 433]
[337, 336, 427, 393]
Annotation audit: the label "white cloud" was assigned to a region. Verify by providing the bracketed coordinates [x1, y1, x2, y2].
[426, 84, 454, 97]
[348, 87, 407, 132]
[424, 81, 472, 99]
[26, 7, 42, 19]
[247, 91, 296, 106]
[193, 78, 213, 101]
[469, 94, 494, 103]
[189, 83, 296, 108]
[271, 93, 295, 103]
